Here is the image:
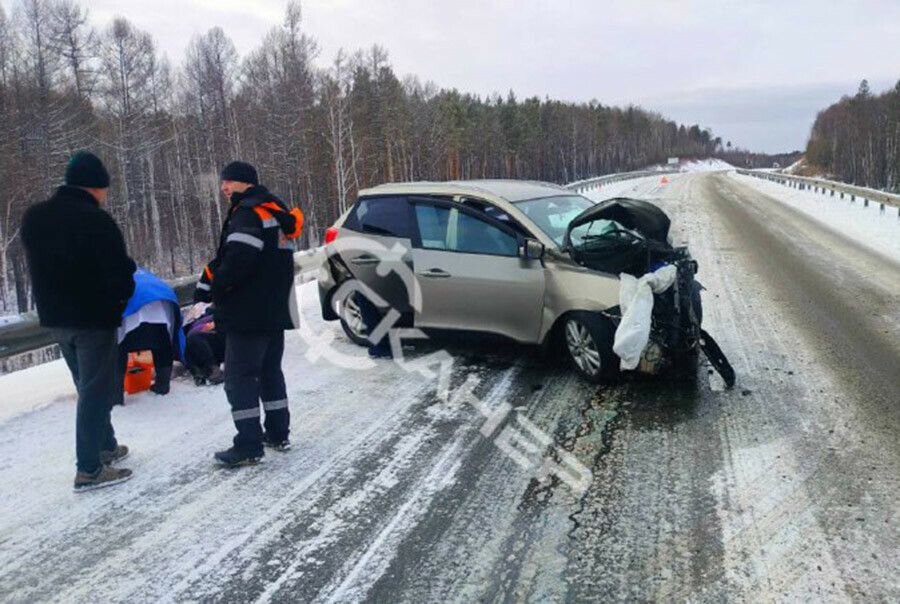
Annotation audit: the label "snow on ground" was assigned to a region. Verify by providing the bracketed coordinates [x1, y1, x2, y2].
[730, 171, 900, 263]
[0, 314, 25, 327]
[680, 158, 735, 171]
[0, 357, 75, 423]
[783, 158, 805, 174]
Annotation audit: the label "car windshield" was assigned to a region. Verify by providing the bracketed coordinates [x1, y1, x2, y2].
[514, 195, 595, 245]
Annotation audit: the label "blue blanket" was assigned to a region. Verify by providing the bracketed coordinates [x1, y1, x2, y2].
[124, 268, 185, 360]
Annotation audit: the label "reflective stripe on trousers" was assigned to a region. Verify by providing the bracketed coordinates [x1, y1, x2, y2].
[262, 398, 289, 411]
[232, 407, 261, 421]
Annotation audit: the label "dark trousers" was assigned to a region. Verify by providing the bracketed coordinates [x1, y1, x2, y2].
[53, 328, 119, 473]
[357, 294, 391, 355]
[116, 323, 175, 404]
[224, 331, 289, 453]
[185, 330, 226, 374]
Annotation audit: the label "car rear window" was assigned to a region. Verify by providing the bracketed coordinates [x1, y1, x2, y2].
[343, 196, 411, 238]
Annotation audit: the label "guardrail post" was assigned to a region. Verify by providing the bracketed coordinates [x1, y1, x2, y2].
[880, 203, 885, 213]
[864, 198, 868, 207]
[850, 194, 855, 202]
[831, 189, 835, 197]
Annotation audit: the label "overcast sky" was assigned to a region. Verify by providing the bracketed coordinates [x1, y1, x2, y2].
[5, 0, 900, 152]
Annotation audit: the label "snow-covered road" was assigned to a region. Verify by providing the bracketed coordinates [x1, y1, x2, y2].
[2, 170, 900, 601]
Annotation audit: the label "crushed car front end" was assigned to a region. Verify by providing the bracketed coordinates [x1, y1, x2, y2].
[556, 197, 734, 385]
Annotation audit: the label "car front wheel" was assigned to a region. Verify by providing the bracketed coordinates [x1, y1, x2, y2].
[563, 311, 619, 383]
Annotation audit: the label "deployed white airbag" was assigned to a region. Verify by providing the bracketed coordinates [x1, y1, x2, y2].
[613, 265, 677, 370]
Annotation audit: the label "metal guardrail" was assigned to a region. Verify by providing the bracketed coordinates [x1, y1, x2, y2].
[736, 169, 900, 213]
[0, 168, 678, 362]
[0, 248, 325, 361]
[565, 169, 680, 194]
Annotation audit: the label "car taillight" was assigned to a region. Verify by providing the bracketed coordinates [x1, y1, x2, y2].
[324, 226, 339, 245]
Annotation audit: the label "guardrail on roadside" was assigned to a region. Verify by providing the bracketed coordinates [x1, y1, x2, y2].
[0, 247, 325, 363]
[736, 169, 900, 214]
[565, 169, 679, 194]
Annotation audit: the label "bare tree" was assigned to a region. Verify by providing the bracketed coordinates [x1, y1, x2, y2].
[48, 0, 95, 97]
[321, 49, 358, 214]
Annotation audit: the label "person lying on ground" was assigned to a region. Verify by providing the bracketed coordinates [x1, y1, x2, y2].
[182, 302, 225, 386]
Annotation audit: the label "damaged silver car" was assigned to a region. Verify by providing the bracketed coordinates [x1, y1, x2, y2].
[318, 180, 734, 386]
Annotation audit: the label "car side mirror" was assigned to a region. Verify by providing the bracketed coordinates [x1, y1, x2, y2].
[520, 238, 545, 260]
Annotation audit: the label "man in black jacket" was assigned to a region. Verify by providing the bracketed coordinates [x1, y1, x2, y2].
[196, 161, 302, 467]
[21, 151, 136, 492]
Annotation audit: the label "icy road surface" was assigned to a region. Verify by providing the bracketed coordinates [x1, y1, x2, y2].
[2, 171, 900, 601]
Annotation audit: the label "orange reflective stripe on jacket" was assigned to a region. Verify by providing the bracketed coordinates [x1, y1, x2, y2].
[250, 203, 303, 240]
[252, 205, 275, 221]
[286, 208, 304, 240]
[204, 265, 213, 281]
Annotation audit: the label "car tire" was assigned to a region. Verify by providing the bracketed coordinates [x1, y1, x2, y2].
[338, 291, 371, 347]
[563, 311, 619, 383]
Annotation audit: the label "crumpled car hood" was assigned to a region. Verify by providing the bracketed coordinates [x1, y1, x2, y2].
[565, 197, 671, 244]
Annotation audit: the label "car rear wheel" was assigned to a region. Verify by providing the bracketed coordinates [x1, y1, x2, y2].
[338, 291, 370, 347]
[563, 311, 619, 383]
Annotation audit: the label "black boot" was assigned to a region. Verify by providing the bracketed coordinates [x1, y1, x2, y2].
[206, 365, 225, 385]
[187, 365, 208, 386]
[263, 434, 291, 452]
[150, 365, 172, 395]
[214, 447, 264, 467]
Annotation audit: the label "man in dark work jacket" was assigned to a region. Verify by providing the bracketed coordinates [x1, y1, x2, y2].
[195, 161, 302, 468]
[21, 151, 136, 492]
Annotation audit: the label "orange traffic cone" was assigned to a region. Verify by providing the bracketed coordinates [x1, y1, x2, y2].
[660, 176, 669, 184]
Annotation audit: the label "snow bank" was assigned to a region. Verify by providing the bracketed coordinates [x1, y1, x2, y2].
[783, 158, 805, 174]
[0, 356, 75, 423]
[0, 314, 27, 327]
[730, 172, 900, 263]
[681, 158, 735, 172]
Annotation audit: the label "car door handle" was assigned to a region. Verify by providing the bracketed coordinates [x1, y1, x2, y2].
[418, 268, 451, 278]
[350, 255, 379, 266]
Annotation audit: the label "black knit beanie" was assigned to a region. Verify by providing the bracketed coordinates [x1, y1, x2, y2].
[220, 161, 259, 186]
[65, 151, 111, 189]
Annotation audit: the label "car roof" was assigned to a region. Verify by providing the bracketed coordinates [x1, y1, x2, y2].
[359, 179, 571, 203]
